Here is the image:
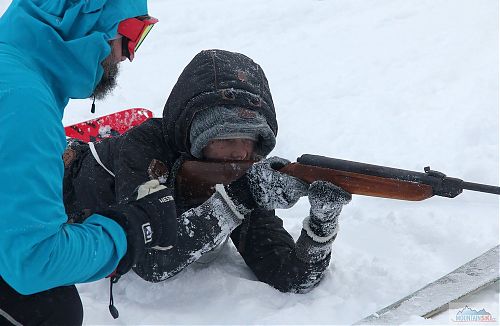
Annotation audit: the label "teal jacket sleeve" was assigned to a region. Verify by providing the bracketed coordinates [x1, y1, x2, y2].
[0, 86, 127, 295]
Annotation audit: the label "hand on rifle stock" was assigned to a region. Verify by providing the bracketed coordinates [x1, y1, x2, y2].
[224, 156, 309, 214]
[305, 180, 351, 241]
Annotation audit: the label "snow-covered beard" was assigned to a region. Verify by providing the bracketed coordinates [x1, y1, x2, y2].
[92, 57, 120, 100]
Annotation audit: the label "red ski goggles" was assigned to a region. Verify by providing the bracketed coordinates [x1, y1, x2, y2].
[118, 15, 159, 61]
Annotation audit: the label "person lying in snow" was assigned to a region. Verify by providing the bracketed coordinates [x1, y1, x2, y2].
[63, 49, 352, 293]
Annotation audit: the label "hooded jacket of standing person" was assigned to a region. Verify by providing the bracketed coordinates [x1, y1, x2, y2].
[0, 0, 149, 295]
[63, 49, 340, 293]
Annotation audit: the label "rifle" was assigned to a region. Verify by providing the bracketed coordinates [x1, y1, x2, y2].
[176, 154, 500, 205]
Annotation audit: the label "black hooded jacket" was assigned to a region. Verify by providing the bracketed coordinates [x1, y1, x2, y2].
[64, 50, 330, 293]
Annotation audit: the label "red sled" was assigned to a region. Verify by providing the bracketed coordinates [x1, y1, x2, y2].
[64, 108, 153, 143]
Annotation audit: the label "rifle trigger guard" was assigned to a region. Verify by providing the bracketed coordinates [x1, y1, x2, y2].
[424, 166, 447, 179]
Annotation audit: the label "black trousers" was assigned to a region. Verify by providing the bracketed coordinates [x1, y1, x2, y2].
[0, 278, 83, 326]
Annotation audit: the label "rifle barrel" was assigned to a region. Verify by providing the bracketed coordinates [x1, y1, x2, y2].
[462, 182, 500, 195]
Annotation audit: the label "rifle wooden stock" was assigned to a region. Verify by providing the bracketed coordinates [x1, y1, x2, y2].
[176, 160, 435, 205]
[280, 163, 434, 200]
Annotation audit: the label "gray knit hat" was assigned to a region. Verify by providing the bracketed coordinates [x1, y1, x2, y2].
[189, 106, 276, 159]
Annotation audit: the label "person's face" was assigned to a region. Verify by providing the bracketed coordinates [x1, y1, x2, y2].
[92, 38, 127, 100]
[202, 139, 256, 161]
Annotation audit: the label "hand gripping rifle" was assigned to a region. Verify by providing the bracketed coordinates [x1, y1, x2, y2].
[176, 154, 500, 206]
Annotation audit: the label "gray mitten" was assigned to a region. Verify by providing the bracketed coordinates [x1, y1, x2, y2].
[305, 180, 351, 240]
[296, 181, 351, 263]
[223, 156, 309, 215]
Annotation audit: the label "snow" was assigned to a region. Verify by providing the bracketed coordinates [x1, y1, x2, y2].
[2, 0, 499, 324]
[432, 283, 500, 324]
[356, 245, 499, 324]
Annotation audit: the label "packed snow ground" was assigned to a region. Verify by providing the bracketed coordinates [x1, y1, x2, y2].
[2, 0, 498, 324]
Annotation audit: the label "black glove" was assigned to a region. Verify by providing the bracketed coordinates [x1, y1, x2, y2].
[98, 180, 177, 276]
[306, 180, 351, 239]
[224, 156, 308, 214]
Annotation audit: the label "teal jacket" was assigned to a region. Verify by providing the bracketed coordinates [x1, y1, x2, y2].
[0, 0, 148, 294]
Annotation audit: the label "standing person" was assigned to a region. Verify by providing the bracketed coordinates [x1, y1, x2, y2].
[0, 1, 177, 324]
[63, 49, 351, 294]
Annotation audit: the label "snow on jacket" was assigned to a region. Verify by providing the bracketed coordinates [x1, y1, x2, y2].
[63, 50, 331, 292]
[0, 0, 149, 295]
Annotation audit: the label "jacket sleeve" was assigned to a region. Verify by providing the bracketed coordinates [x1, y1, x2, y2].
[133, 185, 243, 282]
[230, 209, 331, 293]
[0, 87, 127, 295]
[111, 119, 167, 203]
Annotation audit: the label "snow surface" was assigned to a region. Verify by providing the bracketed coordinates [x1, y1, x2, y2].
[356, 245, 499, 324]
[430, 282, 499, 325]
[2, 0, 499, 324]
